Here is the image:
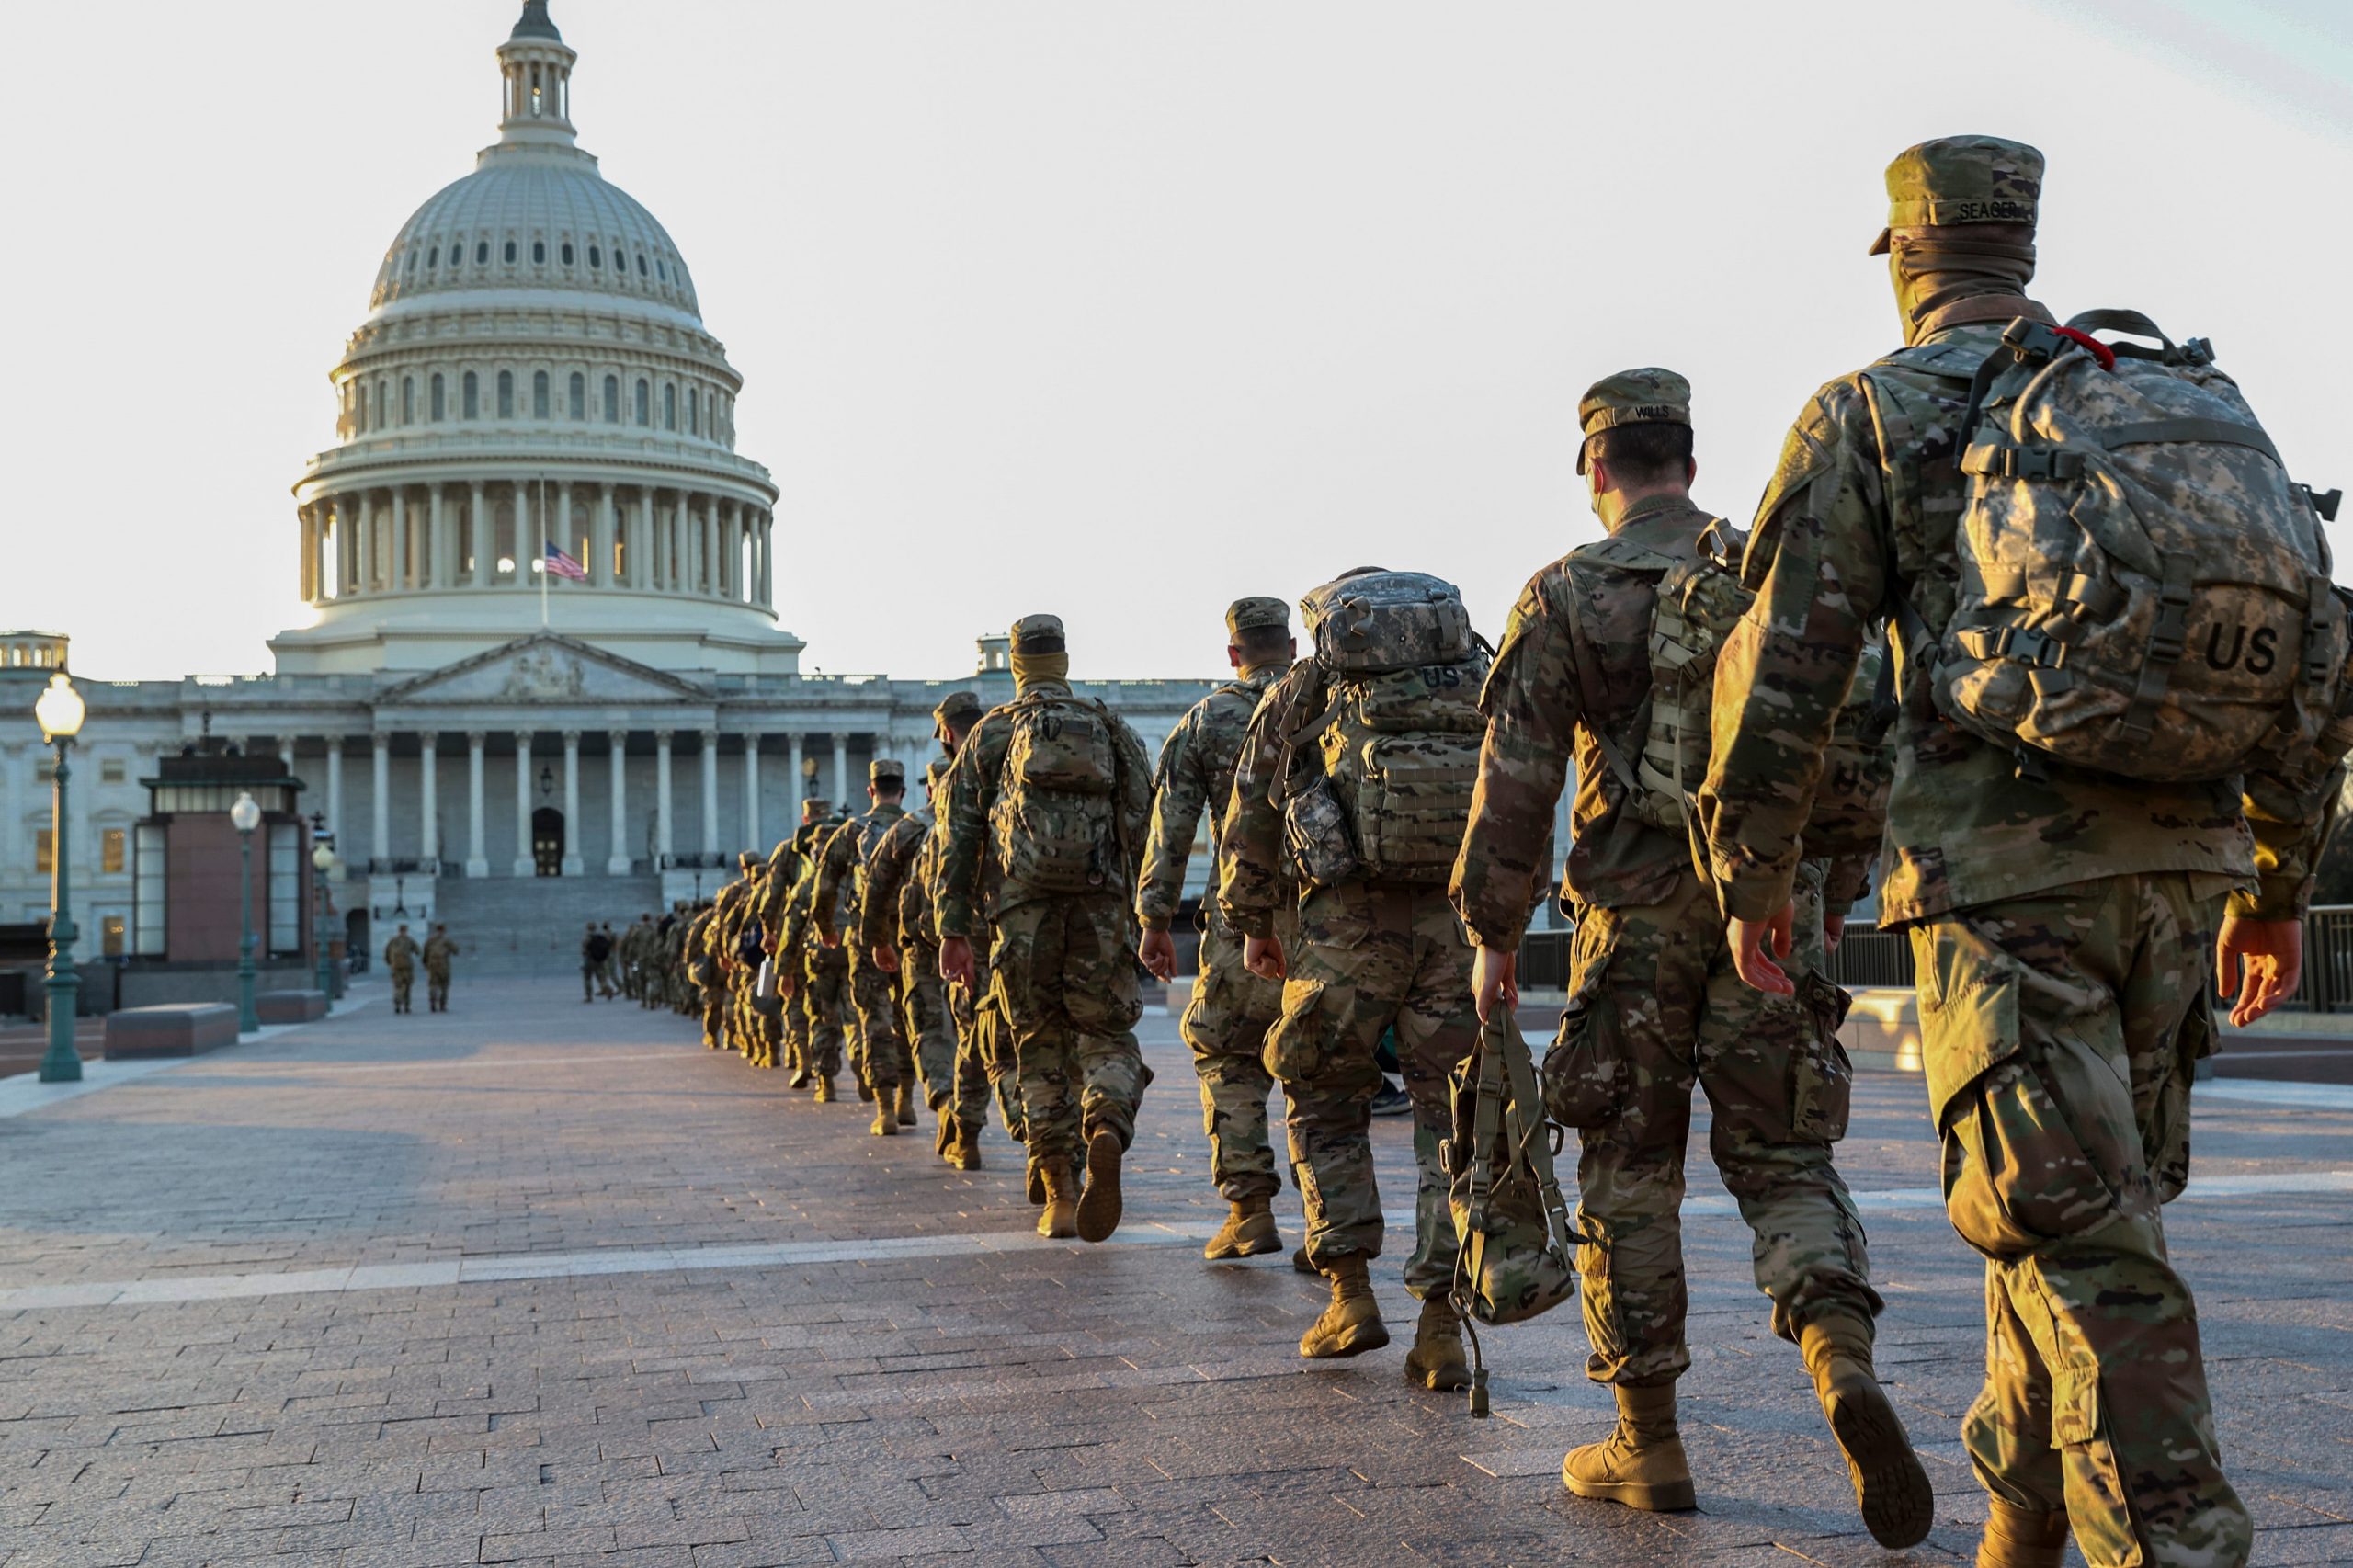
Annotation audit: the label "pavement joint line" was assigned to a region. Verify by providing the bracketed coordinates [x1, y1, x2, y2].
[6, 1172, 2348, 1312]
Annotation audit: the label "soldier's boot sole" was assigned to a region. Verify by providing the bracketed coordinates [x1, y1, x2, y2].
[1560, 1439, 1696, 1513]
[1820, 1370, 1933, 1550]
[1298, 1297, 1389, 1359]
[1037, 1159, 1080, 1239]
[1074, 1131, 1124, 1244]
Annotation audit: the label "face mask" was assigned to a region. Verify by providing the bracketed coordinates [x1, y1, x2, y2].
[1889, 230, 2038, 345]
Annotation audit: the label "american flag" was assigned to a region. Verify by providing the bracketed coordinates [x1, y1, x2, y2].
[542, 541, 588, 582]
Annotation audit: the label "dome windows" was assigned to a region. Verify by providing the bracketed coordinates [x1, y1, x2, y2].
[568, 372, 585, 421]
[657, 258, 667, 282]
[664, 382, 677, 431]
[476, 241, 489, 265]
[602, 374, 620, 424]
[561, 241, 574, 266]
[503, 239, 517, 265]
[532, 370, 550, 420]
[427, 245, 439, 268]
[532, 239, 546, 264]
[462, 371, 480, 419]
[588, 244, 602, 268]
[636, 253, 648, 277]
[430, 373, 446, 422]
[633, 378, 650, 426]
[497, 370, 515, 419]
[687, 387, 699, 436]
[402, 376, 415, 426]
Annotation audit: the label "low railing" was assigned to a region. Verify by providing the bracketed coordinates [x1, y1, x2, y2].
[660, 851, 733, 870]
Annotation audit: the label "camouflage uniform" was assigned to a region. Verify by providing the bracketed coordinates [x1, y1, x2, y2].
[924, 693, 1027, 1141]
[1697, 138, 2341, 1568]
[1453, 371, 1887, 1392]
[713, 856, 764, 1061]
[779, 813, 852, 1091]
[861, 762, 961, 1113]
[1139, 597, 1298, 1210]
[421, 927, 459, 1013]
[811, 761, 917, 1123]
[937, 618, 1154, 1205]
[382, 928, 418, 1014]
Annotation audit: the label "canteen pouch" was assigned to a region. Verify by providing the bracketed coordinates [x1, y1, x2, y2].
[1281, 775, 1360, 890]
[1446, 1007, 1581, 1327]
[1540, 915, 1626, 1131]
[1262, 979, 1331, 1083]
[1790, 972, 1856, 1145]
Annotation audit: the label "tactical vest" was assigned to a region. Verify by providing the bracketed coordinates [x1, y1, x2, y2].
[989, 694, 1127, 893]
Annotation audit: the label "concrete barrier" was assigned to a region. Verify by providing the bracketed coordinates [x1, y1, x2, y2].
[256, 990, 329, 1025]
[103, 1004, 239, 1060]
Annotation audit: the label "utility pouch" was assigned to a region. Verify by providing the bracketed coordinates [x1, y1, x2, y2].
[1281, 775, 1360, 889]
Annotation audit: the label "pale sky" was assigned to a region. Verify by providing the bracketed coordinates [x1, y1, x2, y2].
[4, 0, 2348, 683]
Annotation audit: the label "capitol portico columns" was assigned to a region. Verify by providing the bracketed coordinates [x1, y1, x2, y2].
[512, 732, 535, 878]
[787, 732, 805, 814]
[594, 487, 616, 588]
[470, 483, 490, 588]
[371, 733, 391, 866]
[654, 732, 675, 865]
[420, 733, 439, 866]
[742, 735, 761, 855]
[699, 732, 720, 858]
[607, 733, 630, 875]
[832, 734, 848, 810]
[466, 732, 489, 878]
[326, 742, 345, 846]
[561, 731, 583, 877]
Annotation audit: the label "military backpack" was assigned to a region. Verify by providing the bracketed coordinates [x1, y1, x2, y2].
[1918, 310, 2353, 784]
[989, 694, 1128, 893]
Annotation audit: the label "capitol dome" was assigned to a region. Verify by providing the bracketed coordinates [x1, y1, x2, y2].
[272, 0, 795, 678]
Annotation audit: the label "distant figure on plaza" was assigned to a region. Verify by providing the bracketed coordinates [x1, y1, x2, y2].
[597, 921, 622, 996]
[383, 924, 419, 1015]
[582, 921, 616, 1002]
[423, 924, 460, 1014]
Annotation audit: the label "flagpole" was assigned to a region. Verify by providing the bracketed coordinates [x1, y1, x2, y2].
[538, 474, 549, 628]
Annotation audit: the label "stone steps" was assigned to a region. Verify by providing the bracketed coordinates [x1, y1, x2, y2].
[429, 874, 665, 974]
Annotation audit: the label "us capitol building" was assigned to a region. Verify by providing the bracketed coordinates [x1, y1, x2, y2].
[2, 3, 1215, 971]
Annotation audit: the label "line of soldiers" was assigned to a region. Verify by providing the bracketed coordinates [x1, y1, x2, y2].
[380, 922, 459, 1014]
[630, 136, 2332, 1568]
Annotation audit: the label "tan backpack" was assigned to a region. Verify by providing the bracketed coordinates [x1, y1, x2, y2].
[989, 694, 1128, 893]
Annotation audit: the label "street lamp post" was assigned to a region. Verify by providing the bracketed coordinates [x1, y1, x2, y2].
[311, 813, 335, 998]
[33, 673, 85, 1084]
[231, 790, 262, 1032]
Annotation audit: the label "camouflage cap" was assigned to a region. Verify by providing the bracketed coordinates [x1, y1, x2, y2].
[931, 690, 983, 727]
[1010, 613, 1065, 653]
[869, 757, 906, 787]
[737, 850, 759, 870]
[1868, 134, 2043, 255]
[1575, 368, 1690, 475]
[925, 756, 951, 787]
[1225, 597, 1290, 639]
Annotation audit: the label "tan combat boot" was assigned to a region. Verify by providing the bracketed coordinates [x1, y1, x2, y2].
[1203, 1197, 1280, 1261]
[870, 1097, 899, 1137]
[857, 1074, 876, 1104]
[813, 1077, 836, 1104]
[1976, 1496, 2070, 1568]
[895, 1081, 918, 1128]
[1563, 1383, 1695, 1511]
[1026, 1162, 1047, 1206]
[934, 1114, 954, 1159]
[1036, 1158, 1080, 1239]
[1299, 1257, 1389, 1358]
[1292, 1245, 1316, 1275]
[1074, 1129, 1125, 1244]
[1404, 1293, 1471, 1392]
[1800, 1315, 1933, 1550]
[949, 1119, 983, 1171]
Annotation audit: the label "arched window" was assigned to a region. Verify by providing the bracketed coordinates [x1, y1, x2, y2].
[404, 250, 418, 278]
[430, 373, 446, 422]
[588, 244, 601, 268]
[636, 253, 649, 277]
[462, 370, 479, 420]
[561, 241, 574, 266]
[531, 239, 546, 264]
[567, 371, 585, 421]
[503, 239, 517, 264]
[401, 376, 415, 425]
[532, 370, 550, 419]
[355, 382, 367, 431]
[496, 369, 514, 419]
[475, 240, 488, 265]
[376, 377, 389, 430]
[633, 379, 650, 426]
[687, 387, 699, 436]
[656, 258, 667, 281]
[602, 375, 620, 424]
[663, 383, 676, 430]
[617, 252, 631, 278]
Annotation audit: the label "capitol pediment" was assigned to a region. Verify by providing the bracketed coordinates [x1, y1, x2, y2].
[377, 633, 709, 708]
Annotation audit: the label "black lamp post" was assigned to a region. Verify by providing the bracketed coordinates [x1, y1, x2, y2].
[34, 673, 85, 1083]
[231, 790, 261, 1033]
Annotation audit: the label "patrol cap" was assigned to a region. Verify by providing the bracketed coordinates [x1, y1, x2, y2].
[932, 689, 983, 728]
[738, 850, 759, 870]
[1225, 597, 1290, 640]
[926, 757, 951, 788]
[1010, 613, 1065, 653]
[870, 757, 906, 788]
[1868, 134, 2043, 255]
[1575, 368, 1691, 475]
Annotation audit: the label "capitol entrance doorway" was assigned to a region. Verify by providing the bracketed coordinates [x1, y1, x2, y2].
[531, 809, 565, 878]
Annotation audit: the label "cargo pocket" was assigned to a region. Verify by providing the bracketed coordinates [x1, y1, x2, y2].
[2144, 1000, 2212, 1205]
[1790, 972, 1855, 1144]
[1942, 1048, 2122, 1259]
[2049, 1365, 2143, 1567]
[1541, 926, 1623, 1131]
[1263, 979, 1333, 1084]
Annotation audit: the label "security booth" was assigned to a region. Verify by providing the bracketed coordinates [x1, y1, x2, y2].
[119, 751, 317, 1009]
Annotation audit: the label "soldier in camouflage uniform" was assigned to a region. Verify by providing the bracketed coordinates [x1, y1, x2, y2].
[382, 924, 419, 1015]
[682, 900, 724, 1047]
[664, 903, 695, 1014]
[1138, 597, 1300, 1262]
[1697, 138, 2340, 1568]
[717, 854, 768, 1063]
[938, 616, 1154, 1242]
[810, 760, 920, 1136]
[422, 924, 460, 1013]
[926, 692, 1029, 1159]
[863, 758, 975, 1164]
[1452, 369, 1926, 1543]
[777, 801, 853, 1101]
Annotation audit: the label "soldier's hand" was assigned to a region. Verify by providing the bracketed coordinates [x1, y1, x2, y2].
[872, 943, 899, 973]
[779, 967, 797, 1000]
[2217, 914, 2302, 1028]
[1138, 928, 1176, 983]
[1472, 946, 1518, 1024]
[820, 929, 841, 949]
[939, 935, 975, 989]
[1244, 935, 1286, 981]
[1728, 905, 1797, 996]
[1824, 915, 1846, 954]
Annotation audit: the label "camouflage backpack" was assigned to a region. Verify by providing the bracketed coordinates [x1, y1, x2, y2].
[1920, 310, 2353, 783]
[989, 694, 1127, 893]
[1284, 571, 1487, 886]
[1564, 520, 1751, 833]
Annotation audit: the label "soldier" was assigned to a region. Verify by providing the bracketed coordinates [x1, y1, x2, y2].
[751, 809, 821, 1083]
[809, 761, 920, 1136]
[1696, 137, 2343, 1568]
[926, 691, 1028, 1161]
[777, 801, 853, 1101]
[1217, 568, 1489, 1381]
[663, 903, 694, 1014]
[382, 923, 419, 1015]
[422, 923, 460, 1014]
[581, 921, 613, 1002]
[1451, 369, 1922, 1540]
[617, 914, 648, 1003]
[1137, 597, 1299, 1263]
[938, 616, 1154, 1241]
[710, 853, 763, 1059]
[862, 757, 968, 1160]
[597, 921, 623, 999]
[685, 898, 727, 1049]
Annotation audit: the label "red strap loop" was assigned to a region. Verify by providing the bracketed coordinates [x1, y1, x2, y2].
[2052, 326, 2117, 371]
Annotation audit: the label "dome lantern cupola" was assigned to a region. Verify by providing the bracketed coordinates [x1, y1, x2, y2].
[494, 2, 578, 152]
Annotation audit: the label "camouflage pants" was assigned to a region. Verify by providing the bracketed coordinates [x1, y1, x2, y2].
[989, 894, 1150, 1158]
[799, 948, 847, 1082]
[699, 980, 726, 1049]
[947, 946, 1017, 1133]
[848, 947, 911, 1092]
[389, 966, 414, 1010]
[1182, 915, 1289, 1203]
[426, 968, 449, 1010]
[1553, 866, 1877, 1388]
[1912, 872, 2247, 1568]
[900, 942, 958, 1110]
[1268, 881, 1474, 1297]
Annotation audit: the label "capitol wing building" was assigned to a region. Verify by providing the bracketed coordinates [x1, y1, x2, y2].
[3, 3, 1213, 975]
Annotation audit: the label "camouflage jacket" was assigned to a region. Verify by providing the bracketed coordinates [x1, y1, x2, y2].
[809, 805, 908, 941]
[936, 680, 1154, 935]
[1698, 314, 2340, 925]
[771, 818, 845, 951]
[1452, 494, 1890, 949]
[422, 934, 459, 971]
[1137, 663, 1290, 935]
[858, 806, 936, 953]
[383, 934, 418, 969]
[680, 906, 714, 971]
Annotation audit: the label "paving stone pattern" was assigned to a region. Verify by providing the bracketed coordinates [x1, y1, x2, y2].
[0, 979, 2347, 1566]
